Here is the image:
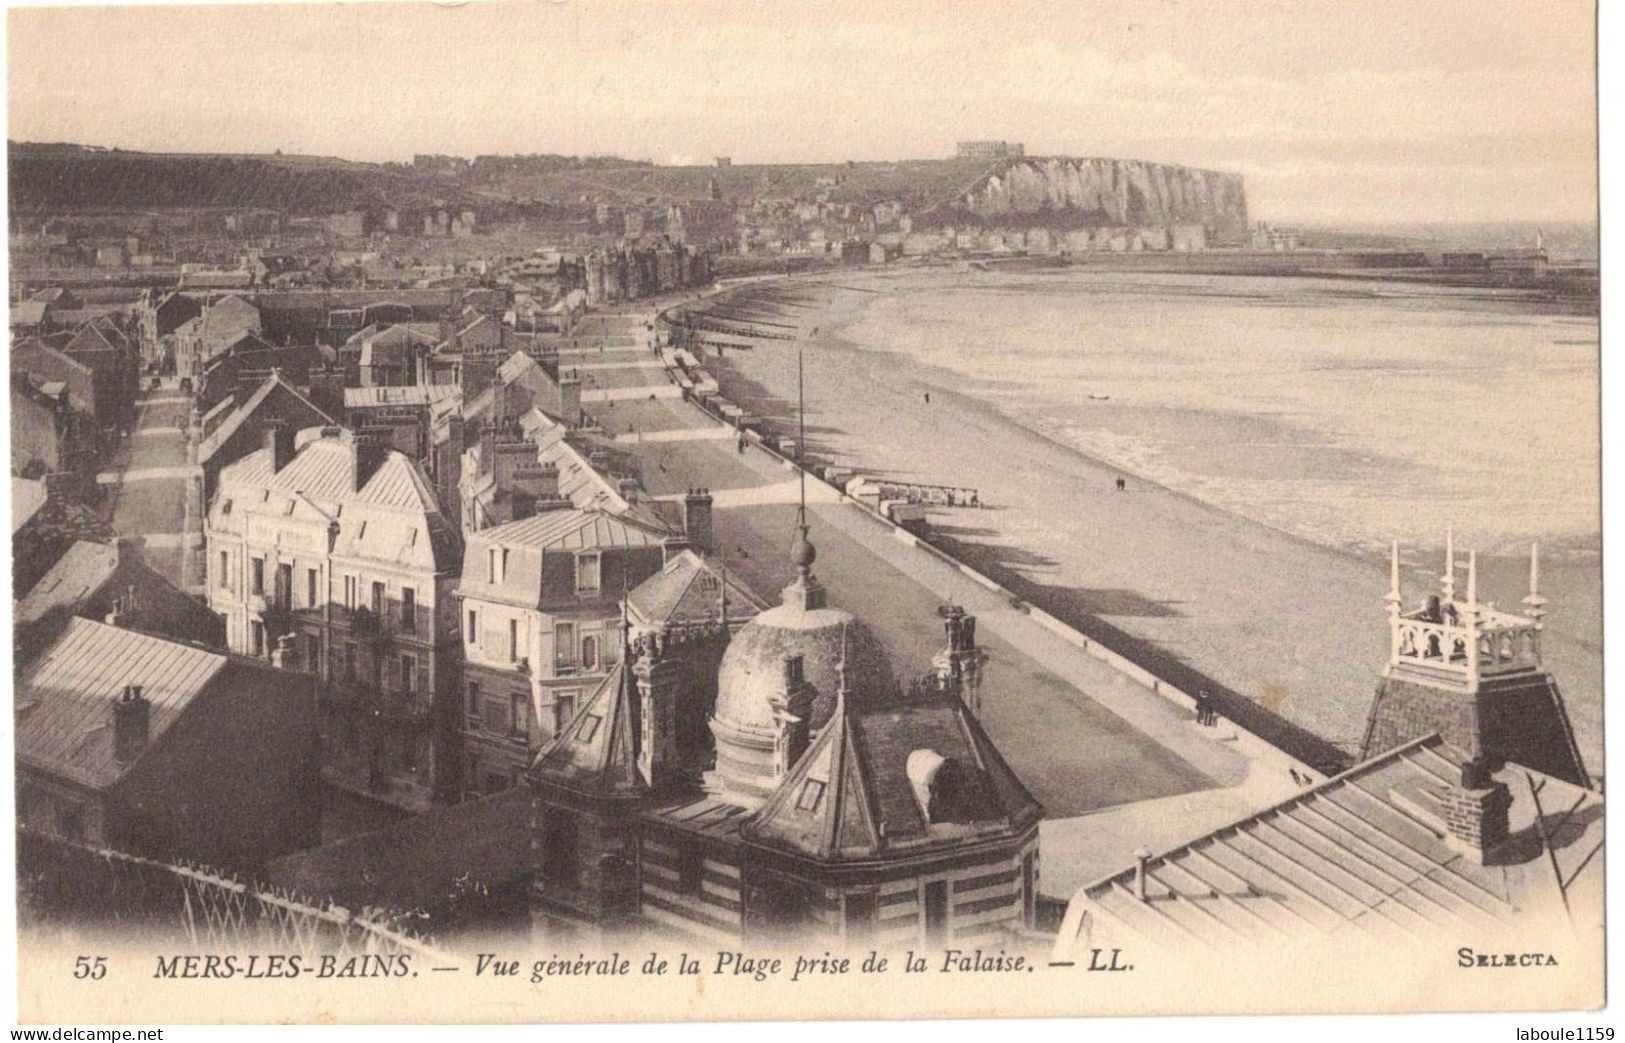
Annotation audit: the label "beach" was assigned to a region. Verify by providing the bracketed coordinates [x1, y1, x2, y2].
[691, 268, 1603, 770]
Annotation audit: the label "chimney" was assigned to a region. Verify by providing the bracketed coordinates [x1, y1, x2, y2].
[633, 634, 684, 791]
[113, 684, 151, 768]
[1439, 755, 1512, 864]
[558, 375, 581, 428]
[354, 428, 391, 491]
[682, 487, 713, 553]
[618, 477, 641, 504]
[661, 535, 693, 566]
[493, 439, 535, 493]
[264, 418, 295, 473]
[1133, 848, 1151, 901]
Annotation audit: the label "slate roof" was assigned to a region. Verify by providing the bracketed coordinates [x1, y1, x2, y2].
[262, 786, 532, 915]
[479, 508, 669, 551]
[1054, 734, 1604, 951]
[197, 373, 334, 465]
[744, 688, 1043, 861]
[15, 618, 226, 790]
[14, 540, 120, 624]
[457, 509, 669, 608]
[628, 549, 766, 629]
[213, 430, 462, 572]
[343, 384, 461, 409]
[529, 663, 644, 798]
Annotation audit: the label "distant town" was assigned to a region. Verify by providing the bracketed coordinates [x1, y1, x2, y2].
[8, 137, 1601, 972]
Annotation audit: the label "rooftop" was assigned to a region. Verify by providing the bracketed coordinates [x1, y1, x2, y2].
[1054, 734, 1603, 952]
[16, 618, 226, 789]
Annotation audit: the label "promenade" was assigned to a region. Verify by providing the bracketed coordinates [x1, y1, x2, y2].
[566, 304, 1309, 898]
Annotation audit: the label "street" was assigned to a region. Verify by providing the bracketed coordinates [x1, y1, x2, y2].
[98, 387, 204, 591]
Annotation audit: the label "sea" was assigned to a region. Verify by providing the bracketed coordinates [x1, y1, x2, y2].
[838, 269, 1601, 563]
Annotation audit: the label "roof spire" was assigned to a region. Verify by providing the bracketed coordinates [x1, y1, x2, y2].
[787, 330, 820, 595]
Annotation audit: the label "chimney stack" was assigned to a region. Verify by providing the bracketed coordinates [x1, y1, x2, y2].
[1133, 848, 1151, 901]
[682, 487, 713, 553]
[264, 418, 295, 473]
[618, 477, 640, 504]
[1440, 755, 1512, 864]
[113, 684, 151, 768]
[354, 427, 391, 491]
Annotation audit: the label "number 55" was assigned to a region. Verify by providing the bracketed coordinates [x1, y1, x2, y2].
[73, 956, 107, 980]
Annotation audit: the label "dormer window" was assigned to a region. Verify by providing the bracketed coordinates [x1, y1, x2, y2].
[796, 778, 826, 812]
[576, 552, 601, 594]
[488, 546, 507, 583]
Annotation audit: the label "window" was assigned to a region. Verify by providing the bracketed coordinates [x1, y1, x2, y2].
[482, 692, 510, 734]
[307, 568, 318, 608]
[487, 546, 507, 584]
[371, 581, 385, 616]
[555, 622, 576, 670]
[401, 586, 416, 630]
[554, 690, 579, 734]
[306, 633, 321, 672]
[796, 779, 826, 812]
[511, 693, 529, 738]
[344, 575, 357, 611]
[251, 557, 265, 596]
[575, 552, 601, 594]
[508, 618, 519, 662]
[466, 681, 481, 722]
[250, 620, 265, 657]
[467, 609, 479, 645]
[218, 551, 230, 590]
[276, 563, 293, 610]
[581, 636, 598, 671]
[399, 653, 417, 694]
[343, 641, 357, 682]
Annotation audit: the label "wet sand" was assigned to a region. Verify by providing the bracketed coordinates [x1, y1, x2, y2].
[692, 271, 1603, 772]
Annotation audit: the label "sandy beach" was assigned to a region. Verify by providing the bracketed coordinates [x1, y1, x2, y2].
[688, 268, 1603, 772]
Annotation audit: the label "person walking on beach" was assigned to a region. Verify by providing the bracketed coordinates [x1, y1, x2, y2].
[924, 392, 931, 404]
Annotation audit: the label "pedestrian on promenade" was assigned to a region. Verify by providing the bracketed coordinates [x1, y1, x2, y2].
[924, 392, 931, 404]
[1195, 689, 1215, 726]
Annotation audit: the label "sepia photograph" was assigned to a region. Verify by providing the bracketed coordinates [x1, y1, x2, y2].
[1, 0, 1608, 1028]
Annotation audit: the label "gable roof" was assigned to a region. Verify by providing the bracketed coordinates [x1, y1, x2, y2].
[213, 431, 462, 572]
[1054, 734, 1604, 951]
[15, 618, 227, 790]
[628, 549, 766, 630]
[197, 373, 335, 465]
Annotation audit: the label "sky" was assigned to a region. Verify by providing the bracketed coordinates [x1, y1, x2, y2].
[5, 0, 1599, 223]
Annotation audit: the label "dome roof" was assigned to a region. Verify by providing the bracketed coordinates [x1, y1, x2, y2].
[715, 601, 892, 734]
